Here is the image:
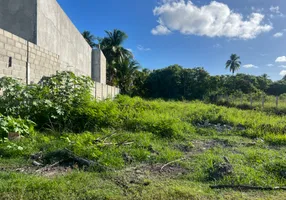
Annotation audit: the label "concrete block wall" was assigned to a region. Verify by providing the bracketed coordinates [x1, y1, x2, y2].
[37, 0, 92, 77]
[95, 82, 120, 100]
[0, 28, 62, 83]
[0, 29, 29, 81]
[0, 0, 120, 99]
[0, 27, 119, 99]
[0, 0, 92, 78]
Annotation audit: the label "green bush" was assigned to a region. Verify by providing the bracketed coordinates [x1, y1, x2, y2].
[0, 72, 94, 132]
[0, 115, 35, 140]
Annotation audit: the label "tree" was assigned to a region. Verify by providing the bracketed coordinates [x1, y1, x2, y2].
[144, 65, 183, 99]
[99, 30, 133, 85]
[82, 31, 97, 48]
[267, 81, 286, 96]
[181, 67, 211, 100]
[115, 59, 140, 95]
[132, 68, 150, 97]
[225, 54, 241, 74]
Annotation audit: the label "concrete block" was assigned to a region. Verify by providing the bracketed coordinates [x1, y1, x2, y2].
[19, 38, 27, 45]
[21, 55, 27, 62]
[15, 53, 22, 60]
[30, 53, 36, 59]
[7, 38, 15, 46]
[12, 47, 20, 54]
[0, 42, 4, 48]
[12, 34, 19, 42]
[20, 49, 27, 57]
[16, 42, 22, 49]
[3, 30, 12, 39]
[3, 69, 12, 75]
[4, 44, 12, 51]
[0, 48, 6, 56]
[30, 48, 37, 54]
[6, 51, 14, 57]
[0, 35, 6, 43]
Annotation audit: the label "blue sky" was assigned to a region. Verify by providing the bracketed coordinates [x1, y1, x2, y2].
[57, 0, 286, 80]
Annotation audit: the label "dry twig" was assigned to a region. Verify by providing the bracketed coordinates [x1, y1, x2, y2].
[210, 185, 286, 191]
[160, 158, 185, 172]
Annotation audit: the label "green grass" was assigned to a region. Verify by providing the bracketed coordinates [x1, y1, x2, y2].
[216, 94, 286, 115]
[0, 96, 285, 199]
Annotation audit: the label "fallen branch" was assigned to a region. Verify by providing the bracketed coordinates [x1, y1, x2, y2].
[103, 131, 117, 143]
[102, 142, 134, 146]
[160, 158, 185, 172]
[35, 160, 63, 173]
[210, 185, 286, 191]
[63, 148, 95, 167]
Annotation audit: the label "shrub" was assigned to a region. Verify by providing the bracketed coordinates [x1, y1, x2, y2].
[0, 72, 94, 131]
[0, 115, 35, 140]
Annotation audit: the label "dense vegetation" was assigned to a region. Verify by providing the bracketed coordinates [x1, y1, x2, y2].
[83, 30, 286, 101]
[0, 72, 285, 199]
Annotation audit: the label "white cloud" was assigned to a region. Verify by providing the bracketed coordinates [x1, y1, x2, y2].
[151, 1, 272, 39]
[280, 70, 286, 76]
[243, 64, 258, 68]
[269, 6, 284, 18]
[279, 65, 286, 68]
[270, 6, 280, 14]
[276, 56, 286, 63]
[127, 48, 133, 52]
[267, 64, 274, 67]
[273, 32, 283, 38]
[151, 24, 171, 35]
[137, 45, 151, 51]
[213, 43, 221, 48]
[251, 7, 264, 13]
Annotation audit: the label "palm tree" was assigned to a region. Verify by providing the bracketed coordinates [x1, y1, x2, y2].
[82, 31, 97, 48]
[115, 59, 140, 94]
[99, 29, 133, 85]
[225, 54, 241, 74]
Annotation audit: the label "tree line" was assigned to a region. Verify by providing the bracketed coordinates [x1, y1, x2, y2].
[82, 30, 286, 100]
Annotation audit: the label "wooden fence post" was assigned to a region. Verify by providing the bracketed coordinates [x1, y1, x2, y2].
[276, 96, 279, 108]
[262, 95, 265, 109]
[250, 95, 253, 107]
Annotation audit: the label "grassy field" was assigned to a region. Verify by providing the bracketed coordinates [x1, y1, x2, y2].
[0, 96, 286, 199]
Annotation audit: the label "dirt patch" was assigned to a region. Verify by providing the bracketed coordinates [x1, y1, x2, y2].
[10, 164, 73, 177]
[191, 139, 231, 153]
[196, 120, 246, 132]
[141, 163, 188, 176]
[122, 162, 188, 181]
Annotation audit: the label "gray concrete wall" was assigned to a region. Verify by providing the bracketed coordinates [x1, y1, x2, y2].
[0, 0, 37, 43]
[36, 0, 92, 77]
[95, 82, 120, 100]
[0, 28, 119, 99]
[92, 49, 106, 84]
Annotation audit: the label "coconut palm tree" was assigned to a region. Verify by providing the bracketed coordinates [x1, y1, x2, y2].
[82, 31, 97, 48]
[100, 29, 133, 62]
[99, 29, 133, 85]
[225, 54, 241, 74]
